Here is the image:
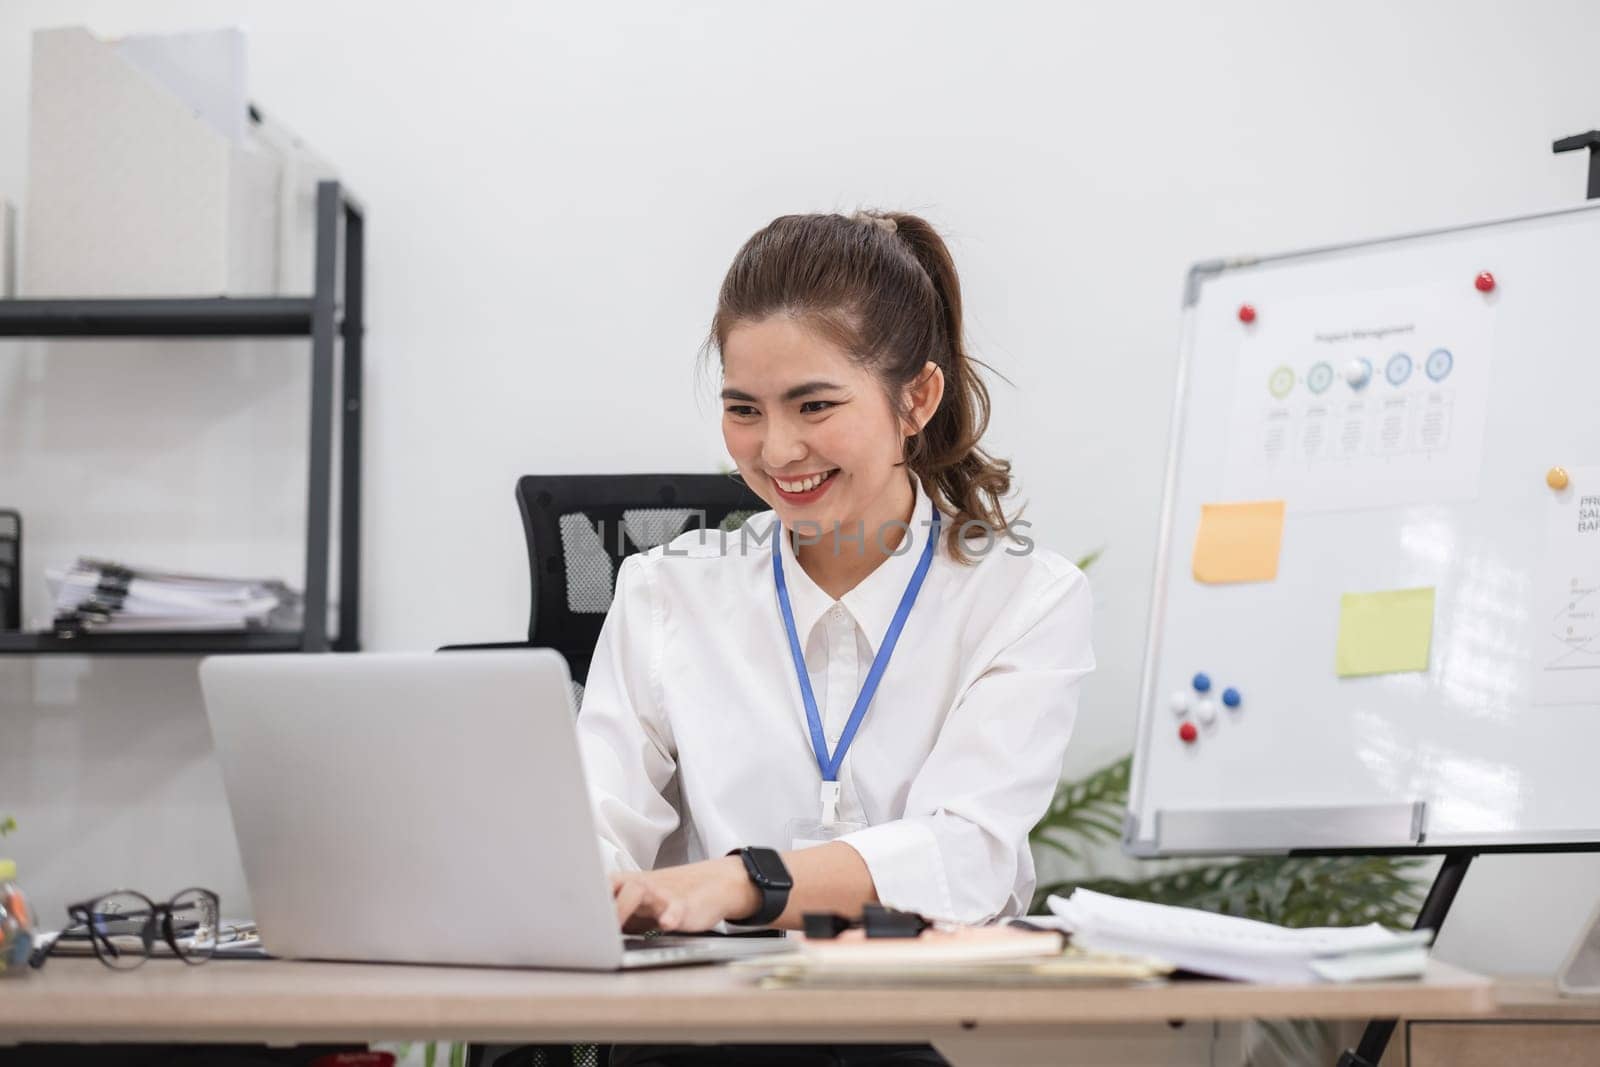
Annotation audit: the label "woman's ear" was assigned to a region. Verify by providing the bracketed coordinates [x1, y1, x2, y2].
[902, 361, 945, 436]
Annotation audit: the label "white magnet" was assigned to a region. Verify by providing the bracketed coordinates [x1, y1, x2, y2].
[1344, 358, 1372, 388]
[1171, 691, 1191, 716]
[1194, 699, 1218, 725]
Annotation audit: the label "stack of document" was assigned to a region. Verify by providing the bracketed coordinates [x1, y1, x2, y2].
[1046, 889, 1434, 984]
[46, 559, 302, 635]
[744, 925, 1172, 989]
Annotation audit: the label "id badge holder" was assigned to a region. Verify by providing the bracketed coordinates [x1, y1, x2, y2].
[786, 781, 866, 851]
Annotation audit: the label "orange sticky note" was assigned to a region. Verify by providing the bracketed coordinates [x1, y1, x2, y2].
[1192, 501, 1285, 584]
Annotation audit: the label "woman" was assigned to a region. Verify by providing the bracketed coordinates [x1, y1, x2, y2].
[579, 209, 1093, 955]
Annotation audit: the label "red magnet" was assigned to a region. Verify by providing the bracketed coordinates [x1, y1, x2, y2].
[1474, 271, 1496, 293]
[1238, 304, 1257, 324]
[1179, 721, 1198, 744]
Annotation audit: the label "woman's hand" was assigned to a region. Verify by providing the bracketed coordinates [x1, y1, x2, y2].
[610, 856, 760, 933]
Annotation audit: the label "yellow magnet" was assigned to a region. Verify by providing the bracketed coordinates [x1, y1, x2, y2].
[1547, 467, 1570, 491]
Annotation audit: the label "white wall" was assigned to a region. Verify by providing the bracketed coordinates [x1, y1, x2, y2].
[2, 0, 1598, 978]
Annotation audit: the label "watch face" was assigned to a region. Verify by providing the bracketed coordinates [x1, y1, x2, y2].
[745, 848, 793, 890]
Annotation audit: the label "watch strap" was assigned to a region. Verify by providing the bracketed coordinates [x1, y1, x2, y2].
[727, 847, 790, 926]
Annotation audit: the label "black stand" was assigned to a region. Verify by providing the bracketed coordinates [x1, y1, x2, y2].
[1554, 131, 1600, 200]
[1335, 852, 1475, 1067]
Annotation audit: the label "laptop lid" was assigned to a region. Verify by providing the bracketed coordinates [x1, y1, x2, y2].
[199, 650, 626, 969]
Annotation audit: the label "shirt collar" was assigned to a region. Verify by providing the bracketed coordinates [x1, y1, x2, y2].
[769, 475, 942, 654]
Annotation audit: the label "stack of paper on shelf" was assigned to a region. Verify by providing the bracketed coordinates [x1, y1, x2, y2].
[1045, 888, 1433, 984]
[46, 559, 302, 635]
[744, 925, 1172, 989]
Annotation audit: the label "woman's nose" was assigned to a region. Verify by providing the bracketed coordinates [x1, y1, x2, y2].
[760, 419, 807, 469]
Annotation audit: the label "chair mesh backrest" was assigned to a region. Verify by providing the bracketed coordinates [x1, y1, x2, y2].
[517, 475, 766, 685]
[557, 508, 708, 614]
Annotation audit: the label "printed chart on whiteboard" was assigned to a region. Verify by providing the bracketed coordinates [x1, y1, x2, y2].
[1220, 282, 1496, 513]
[1535, 466, 1600, 706]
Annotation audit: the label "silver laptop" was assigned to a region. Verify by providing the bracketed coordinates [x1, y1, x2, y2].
[199, 650, 793, 970]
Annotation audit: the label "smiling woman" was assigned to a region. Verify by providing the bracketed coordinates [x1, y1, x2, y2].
[577, 210, 1095, 1067]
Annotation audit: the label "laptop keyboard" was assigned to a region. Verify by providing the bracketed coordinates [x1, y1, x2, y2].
[621, 934, 793, 966]
[624, 939, 715, 963]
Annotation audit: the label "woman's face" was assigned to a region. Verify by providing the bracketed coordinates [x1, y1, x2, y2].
[721, 315, 912, 533]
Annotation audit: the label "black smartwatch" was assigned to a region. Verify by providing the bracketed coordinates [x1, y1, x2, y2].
[726, 846, 792, 926]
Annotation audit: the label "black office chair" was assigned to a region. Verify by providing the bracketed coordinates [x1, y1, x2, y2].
[517, 472, 765, 689]
[456, 474, 765, 1067]
[446, 473, 765, 711]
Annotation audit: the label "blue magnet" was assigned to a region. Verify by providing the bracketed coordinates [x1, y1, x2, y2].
[1192, 672, 1211, 693]
[1222, 687, 1241, 708]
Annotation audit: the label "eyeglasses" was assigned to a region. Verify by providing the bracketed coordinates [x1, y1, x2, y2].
[31, 887, 220, 970]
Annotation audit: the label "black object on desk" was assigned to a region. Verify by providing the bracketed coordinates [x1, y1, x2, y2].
[802, 905, 933, 940]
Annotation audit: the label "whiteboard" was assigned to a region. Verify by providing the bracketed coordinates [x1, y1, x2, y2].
[1126, 202, 1600, 856]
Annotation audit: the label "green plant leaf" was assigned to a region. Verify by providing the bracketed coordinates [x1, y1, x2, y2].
[1027, 755, 1130, 860]
[1028, 753, 1428, 928]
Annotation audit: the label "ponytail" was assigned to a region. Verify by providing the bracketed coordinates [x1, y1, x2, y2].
[881, 213, 1015, 562]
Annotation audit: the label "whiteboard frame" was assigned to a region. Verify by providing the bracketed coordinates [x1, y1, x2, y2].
[1125, 199, 1600, 859]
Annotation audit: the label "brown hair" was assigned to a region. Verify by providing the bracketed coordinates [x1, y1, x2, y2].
[710, 211, 1015, 564]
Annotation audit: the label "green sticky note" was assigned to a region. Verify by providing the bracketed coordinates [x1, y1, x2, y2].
[1336, 587, 1436, 677]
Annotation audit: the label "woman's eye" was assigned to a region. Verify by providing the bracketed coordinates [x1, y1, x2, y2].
[725, 405, 759, 418]
[800, 401, 836, 414]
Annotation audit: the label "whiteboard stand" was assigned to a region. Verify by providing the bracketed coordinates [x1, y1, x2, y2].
[1337, 139, 1600, 1067]
[1554, 129, 1600, 199]
[1336, 851, 1474, 1067]
[1125, 147, 1600, 1067]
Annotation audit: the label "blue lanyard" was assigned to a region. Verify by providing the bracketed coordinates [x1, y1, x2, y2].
[772, 503, 941, 783]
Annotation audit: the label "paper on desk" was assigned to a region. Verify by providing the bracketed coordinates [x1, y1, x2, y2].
[1045, 889, 1433, 984]
[795, 925, 1065, 968]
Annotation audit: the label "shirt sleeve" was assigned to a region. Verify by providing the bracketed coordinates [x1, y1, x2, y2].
[838, 565, 1094, 923]
[574, 552, 681, 873]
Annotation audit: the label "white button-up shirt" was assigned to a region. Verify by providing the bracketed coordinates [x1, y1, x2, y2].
[576, 478, 1094, 922]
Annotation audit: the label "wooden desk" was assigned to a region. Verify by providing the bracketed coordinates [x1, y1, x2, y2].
[0, 958, 1493, 1047]
[1399, 980, 1600, 1067]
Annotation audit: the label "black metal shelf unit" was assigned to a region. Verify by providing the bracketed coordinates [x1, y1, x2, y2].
[0, 181, 363, 655]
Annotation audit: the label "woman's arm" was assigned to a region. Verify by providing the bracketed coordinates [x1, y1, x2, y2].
[611, 841, 874, 932]
[577, 553, 680, 874]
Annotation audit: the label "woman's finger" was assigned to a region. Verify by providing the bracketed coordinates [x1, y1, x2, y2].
[613, 878, 646, 929]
